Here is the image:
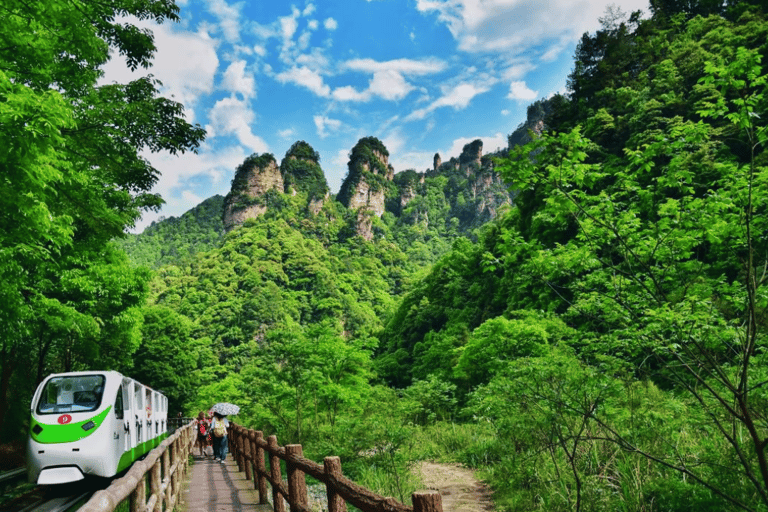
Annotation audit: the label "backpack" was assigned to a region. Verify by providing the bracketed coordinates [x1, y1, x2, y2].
[198, 421, 208, 437]
[213, 419, 227, 438]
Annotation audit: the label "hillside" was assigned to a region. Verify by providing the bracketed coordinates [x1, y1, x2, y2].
[375, 3, 768, 511]
[119, 195, 226, 269]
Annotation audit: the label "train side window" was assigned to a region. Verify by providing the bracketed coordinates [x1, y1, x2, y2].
[115, 386, 124, 419]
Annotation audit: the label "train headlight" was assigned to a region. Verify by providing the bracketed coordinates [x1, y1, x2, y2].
[82, 421, 95, 431]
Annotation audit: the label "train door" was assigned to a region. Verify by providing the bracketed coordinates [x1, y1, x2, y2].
[151, 391, 159, 438]
[134, 383, 145, 445]
[145, 388, 153, 440]
[123, 378, 137, 450]
[112, 384, 127, 460]
[159, 394, 167, 433]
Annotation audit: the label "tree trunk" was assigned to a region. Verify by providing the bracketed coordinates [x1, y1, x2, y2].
[0, 345, 18, 435]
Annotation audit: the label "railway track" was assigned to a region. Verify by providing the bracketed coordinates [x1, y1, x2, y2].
[17, 491, 92, 512]
[0, 469, 95, 512]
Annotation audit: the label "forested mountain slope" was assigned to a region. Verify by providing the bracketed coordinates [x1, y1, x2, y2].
[119, 195, 226, 269]
[374, 2, 768, 510]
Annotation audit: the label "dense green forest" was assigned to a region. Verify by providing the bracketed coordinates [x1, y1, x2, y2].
[4, 0, 768, 510]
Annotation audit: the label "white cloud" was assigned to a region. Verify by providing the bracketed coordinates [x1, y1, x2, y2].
[433, 83, 490, 109]
[342, 57, 447, 75]
[332, 70, 414, 102]
[275, 66, 331, 97]
[303, 4, 316, 16]
[405, 82, 490, 121]
[370, 70, 414, 100]
[332, 58, 447, 103]
[508, 80, 538, 101]
[205, 0, 242, 42]
[133, 144, 249, 232]
[278, 128, 296, 138]
[445, 133, 507, 159]
[181, 189, 204, 206]
[324, 18, 338, 30]
[298, 31, 312, 50]
[308, 19, 319, 30]
[280, 12, 299, 40]
[314, 115, 343, 138]
[502, 61, 537, 81]
[329, 148, 350, 192]
[384, 130, 435, 173]
[222, 60, 256, 98]
[100, 22, 219, 123]
[296, 48, 331, 71]
[416, 0, 647, 56]
[207, 96, 269, 153]
[332, 86, 369, 102]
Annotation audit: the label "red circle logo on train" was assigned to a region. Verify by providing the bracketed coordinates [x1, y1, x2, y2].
[57, 414, 72, 425]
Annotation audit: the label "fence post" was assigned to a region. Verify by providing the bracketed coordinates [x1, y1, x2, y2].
[268, 435, 286, 512]
[412, 490, 443, 512]
[183, 426, 191, 474]
[244, 428, 253, 482]
[170, 436, 178, 505]
[150, 458, 162, 512]
[255, 431, 269, 504]
[324, 456, 347, 512]
[286, 445, 308, 512]
[163, 439, 172, 509]
[130, 473, 146, 512]
[237, 427, 245, 472]
[228, 425, 237, 461]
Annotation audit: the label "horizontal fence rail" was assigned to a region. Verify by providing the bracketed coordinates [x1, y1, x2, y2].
[228, 422, 443, 512]
[80, 421, 194, 512]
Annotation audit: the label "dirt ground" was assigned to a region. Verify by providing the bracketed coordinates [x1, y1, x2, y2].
[415, 461, 495, 512]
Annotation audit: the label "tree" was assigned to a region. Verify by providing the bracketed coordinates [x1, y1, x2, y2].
[131, 305, 197, 413]
[0, 0, 205, 437]
[494, 45, 768, 511]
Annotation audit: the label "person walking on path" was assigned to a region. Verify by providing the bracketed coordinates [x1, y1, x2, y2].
[210, 412, 229, 463]
[194, 411, 210, 457]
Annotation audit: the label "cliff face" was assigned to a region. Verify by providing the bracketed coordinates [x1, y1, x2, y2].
[221, 136, 513, 236]
[417, 139, 513, 227]
[222, 154, 282, 231]
[220, 95, 554, 235]
[336, 137, 394, 239]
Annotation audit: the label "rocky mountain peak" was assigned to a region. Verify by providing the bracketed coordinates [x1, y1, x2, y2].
[222, 153, 282, 232]
[459, 139, 483, 175]
[280, 140, 329, 206]
[336, 137, 394, 239]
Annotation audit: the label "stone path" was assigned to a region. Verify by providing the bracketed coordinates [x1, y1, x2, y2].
[179, 446, 272, 512]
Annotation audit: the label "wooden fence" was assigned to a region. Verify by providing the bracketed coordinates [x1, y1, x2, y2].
[228, 422, 443, 512]
[79, 421, 194, 512]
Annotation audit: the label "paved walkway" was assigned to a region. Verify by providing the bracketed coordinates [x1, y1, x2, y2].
[179, 445, 273, 512]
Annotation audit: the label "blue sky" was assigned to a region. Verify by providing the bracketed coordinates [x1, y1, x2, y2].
[102, 0, 648, 233]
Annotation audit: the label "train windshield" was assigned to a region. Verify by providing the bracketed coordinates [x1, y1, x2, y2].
[36, 375, 106, 414]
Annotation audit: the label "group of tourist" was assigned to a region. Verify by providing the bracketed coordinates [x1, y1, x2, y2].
[194, 410, 230, 463]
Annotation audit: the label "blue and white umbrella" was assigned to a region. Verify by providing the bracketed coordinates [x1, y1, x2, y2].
[210, 402, 240, 416]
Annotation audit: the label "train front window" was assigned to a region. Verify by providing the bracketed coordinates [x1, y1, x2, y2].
[36, 375, 106, 414]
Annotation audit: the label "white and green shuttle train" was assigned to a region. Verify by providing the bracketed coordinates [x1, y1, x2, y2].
[27, 371, 168, 485]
